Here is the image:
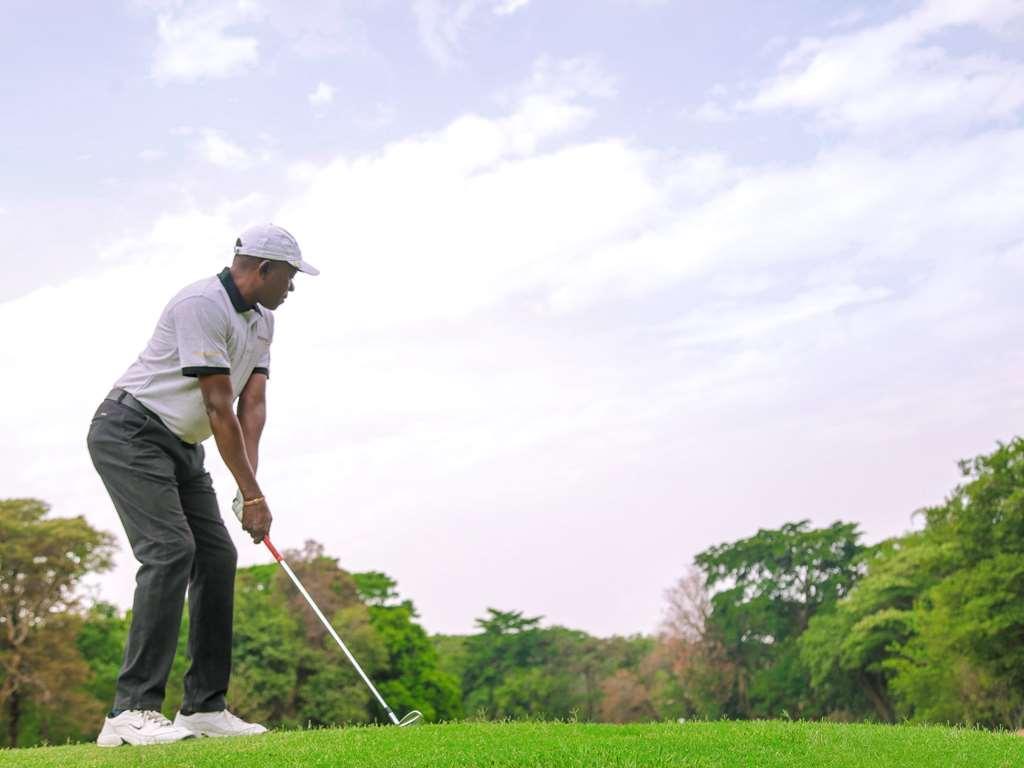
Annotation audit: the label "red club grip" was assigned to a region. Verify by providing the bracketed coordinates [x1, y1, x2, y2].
[263, 536, 284, 562]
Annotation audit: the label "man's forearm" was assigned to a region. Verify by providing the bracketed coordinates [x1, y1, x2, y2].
[208, 406, 261, 499]
[237, 400, 266, 474]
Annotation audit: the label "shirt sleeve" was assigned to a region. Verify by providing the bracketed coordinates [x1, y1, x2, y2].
[172, 297, 232, 377]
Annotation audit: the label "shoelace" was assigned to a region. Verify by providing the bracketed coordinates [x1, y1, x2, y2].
[220, 710, 247, 727]
[140, 710, 173, 728]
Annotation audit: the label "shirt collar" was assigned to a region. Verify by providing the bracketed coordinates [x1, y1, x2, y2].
[218, 268, 262, 316]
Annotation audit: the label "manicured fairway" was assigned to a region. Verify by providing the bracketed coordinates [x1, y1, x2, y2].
[1, 720, 1022, 768]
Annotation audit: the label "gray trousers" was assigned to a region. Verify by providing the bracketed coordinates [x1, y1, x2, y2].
[87, 393, 237, 714]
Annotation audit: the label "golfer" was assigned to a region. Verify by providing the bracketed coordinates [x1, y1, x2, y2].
[87, 224, 318, 746]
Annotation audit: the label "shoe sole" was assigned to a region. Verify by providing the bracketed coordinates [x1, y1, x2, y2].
[96, 731, 195, 747]
[175, 728, 267, 738]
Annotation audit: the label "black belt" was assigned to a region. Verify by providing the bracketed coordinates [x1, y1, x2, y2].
[105, 388, 160, 422]
[104, 387, 195, 446]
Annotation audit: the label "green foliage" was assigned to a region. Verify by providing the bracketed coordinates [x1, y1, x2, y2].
[872, 438, 1024, 729]
[799, 439, 1024, 729]
[229, 546, 460, 729]
[75, 602, 128, 708]
[799, 533, 947, 721]
[352, 572, 401, 607]
[694, 520, 866, 718]
[458, 609, 659, 723]
[367, 600, 462, 723]
[230, 564, 302, 724]
[0, 498, 116, 747]
[462, 609, 547, 717]
[431, 634, 470, 686]
[925, 439, 1024, 564]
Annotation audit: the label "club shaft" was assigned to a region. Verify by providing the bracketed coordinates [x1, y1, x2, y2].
[264, 538, 400, 725]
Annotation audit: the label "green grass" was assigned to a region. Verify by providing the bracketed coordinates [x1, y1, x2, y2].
[2, 720, 1023, 768]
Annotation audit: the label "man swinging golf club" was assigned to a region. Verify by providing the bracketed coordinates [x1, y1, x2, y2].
[87, 224, 318, 746]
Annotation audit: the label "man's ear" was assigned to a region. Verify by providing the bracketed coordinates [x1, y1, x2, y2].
[258, 260, 272, 277]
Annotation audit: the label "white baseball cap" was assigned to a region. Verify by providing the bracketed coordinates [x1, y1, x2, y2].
[234, 223, 320, 276]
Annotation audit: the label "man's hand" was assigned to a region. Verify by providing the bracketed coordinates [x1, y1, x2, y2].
[241, 497, 272, 543]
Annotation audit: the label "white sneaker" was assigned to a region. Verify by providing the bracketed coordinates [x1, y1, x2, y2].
[96, 710, 196, 747]
[174, 709, 268, 738]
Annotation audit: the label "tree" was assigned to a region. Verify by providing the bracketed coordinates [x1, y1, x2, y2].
[462, 609, 545, 717]
[230, 563, 304, 725]
[794, 439, 1024, 728]
[883, 439, 1024, 727]
[273, 542, 392, 726]
[658, 567, 737, 719]
[363, 595, 462, 723]
[229, 544, 460, 728]
[76, 602, 128, 710]
[352, 572, 401, 607]
[0, 498, 116, 746]
[799, 533, 947, 722]
[294, 601, 385, 727]
[431, 634, 470, 690]
[694, 520, 865, 717]
[919, 439, 1024, 707]
[458, 607, 660, 723]
[599, 668, 657, 723]
[279, 541, 362, 646]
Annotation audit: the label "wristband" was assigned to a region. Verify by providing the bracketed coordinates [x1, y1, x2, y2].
[242, 496, 265, 507]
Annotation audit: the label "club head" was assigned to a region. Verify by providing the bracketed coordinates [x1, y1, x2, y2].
[398, 710, 423, 727]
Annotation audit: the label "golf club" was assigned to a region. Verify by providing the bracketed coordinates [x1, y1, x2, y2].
[262, 536, 423, 727]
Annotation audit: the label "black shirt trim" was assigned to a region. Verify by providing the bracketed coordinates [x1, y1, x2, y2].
[217, 268, 262, 315]
[182, 366, 231, 378]
[252, 367, 270, 379]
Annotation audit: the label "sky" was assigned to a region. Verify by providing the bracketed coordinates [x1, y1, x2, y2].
[2, 0, 1023, 638]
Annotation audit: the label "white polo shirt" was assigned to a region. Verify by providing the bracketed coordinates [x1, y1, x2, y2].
[113, 268, 274, 444]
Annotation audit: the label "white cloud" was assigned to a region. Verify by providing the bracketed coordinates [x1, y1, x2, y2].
[265, 0, 368, 59]
[138, 148, 166, 162]
[549, 128, 1024, 312]
[828, 8, 868, 29]
[277, 120, 658, 328]
[744, 0, 1024, 134]
[489, 57, 617, 154]
[690, 100, 731, 123]
[353, 101, 397, 131]
[308, 81, 335, 107]
[413, 0, 532, 67]
[664, 152, 745, 198]
[511, 56, 618, 103]
[667, 284, 892, 348]
[152, 1, 262, 82]
[493, 0, 530, 14]
[198, 129, 252, 169]
[412, 0, 476, 67]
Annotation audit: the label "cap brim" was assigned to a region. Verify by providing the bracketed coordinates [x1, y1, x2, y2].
[293, 259, 320, 276]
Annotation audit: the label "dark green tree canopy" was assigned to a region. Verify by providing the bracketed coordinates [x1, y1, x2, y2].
[353, 571, 402, 608]
[0, 498, 116, 747]
[696, 520, 865, 641]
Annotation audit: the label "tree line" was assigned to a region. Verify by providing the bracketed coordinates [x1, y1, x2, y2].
[2, 437, 1023, 746]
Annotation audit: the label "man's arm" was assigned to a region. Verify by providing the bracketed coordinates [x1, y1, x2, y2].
[237, 371, 267, 473]
[198, 373, 271, 543]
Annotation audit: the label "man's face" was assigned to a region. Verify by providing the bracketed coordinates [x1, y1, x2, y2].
[257, 262, 297, 309]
